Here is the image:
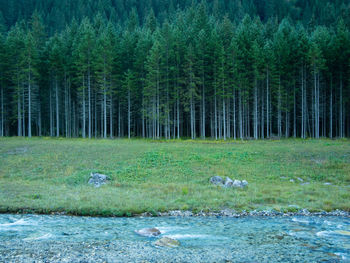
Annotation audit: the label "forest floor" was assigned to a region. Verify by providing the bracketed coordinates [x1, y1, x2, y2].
[0, 137, 349, 216]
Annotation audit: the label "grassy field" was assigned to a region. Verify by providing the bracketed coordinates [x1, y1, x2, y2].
[0, 137, 349, 216]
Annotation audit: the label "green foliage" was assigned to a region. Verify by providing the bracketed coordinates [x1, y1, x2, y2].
[0, 1, 349, 141]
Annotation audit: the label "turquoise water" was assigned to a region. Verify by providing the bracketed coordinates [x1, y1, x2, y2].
[0, 214, 349, 262]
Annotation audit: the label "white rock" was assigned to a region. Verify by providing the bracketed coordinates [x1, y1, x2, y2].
[135, 228, 161, 237]
[224, 177, 234, 187]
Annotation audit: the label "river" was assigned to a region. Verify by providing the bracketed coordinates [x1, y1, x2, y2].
[0, 214, 349, 262]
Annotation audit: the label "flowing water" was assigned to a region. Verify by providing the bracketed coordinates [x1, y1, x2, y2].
[0, 214, 349, 262]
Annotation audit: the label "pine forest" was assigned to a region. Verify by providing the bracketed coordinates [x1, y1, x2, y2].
[0, 0, 349, 140]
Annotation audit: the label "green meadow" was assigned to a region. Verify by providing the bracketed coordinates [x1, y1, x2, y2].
[0, 137, 349, 216]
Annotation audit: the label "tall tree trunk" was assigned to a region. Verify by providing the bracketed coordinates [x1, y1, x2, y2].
[28, 71, 32, 138]
[18, 88, 22, 136]
[293, 84, 296, 138]
[330, 77, 333, 138]
[233, 90, 236, 140]
[314, 66, 319, 139]
[278, 76, 281, 138]
[22, 87, 25, 137]
[110, 93, 113, 138]
[339, 74, 343, 138]
[38, 101, 41, 136]
[128, 88, 131, 139]
[202, 85, 205, 138]
[190, 91, 194, 139]
[65, 74, 68, 137]
[156, 67, 160, 139]
[261, 82, 264, 139]
[1, 86, 3, 137]
[88, 68, 91, 139]
[227, 98, 230, 138]
[266, 68, 269, 138]
[254, 79, 258, 140]
[223, 97, 226, 140]
[82, 76, 86, 138]
[177, 92, 180, 139]
[56, 78, 59, 137]
[239, 89, 243, 140]
[118, 101, 121, 138]
[104, 87, 107, 139]
[142, 96, 145, 138]
[214, 86, 218, 140]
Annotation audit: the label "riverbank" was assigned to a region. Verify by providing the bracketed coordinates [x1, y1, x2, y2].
[2, 209, 350, 218]
[1, 137, 349, 216]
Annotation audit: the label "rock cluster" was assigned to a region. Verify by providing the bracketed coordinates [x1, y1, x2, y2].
[88, 173, 109, 188]
[141, 208, 350, 218]
[135, 227, 180, 248]
[210, 176, 248, 188]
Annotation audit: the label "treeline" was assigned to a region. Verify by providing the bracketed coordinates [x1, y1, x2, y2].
[0, 2, 349, 139]
[1, 0, 349, 33]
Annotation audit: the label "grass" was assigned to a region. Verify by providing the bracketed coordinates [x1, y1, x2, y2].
[0, 137, 349, 216]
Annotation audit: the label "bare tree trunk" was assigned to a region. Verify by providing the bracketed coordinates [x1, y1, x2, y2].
[23, 87, 25, 137]
[28, 71, 32, 138]
[254, 79, 258, 140]
[330, 77, 333, 138]
[202, 85, 205, 138]
[278, 76, 281, 138]
[82, 75, 86, 138]
[339, 74, 343, 138]
[233, 90, 236, 140]
[38, 101, 41, 136]
[261, 82, 264, 139]
[18, 88, 22, 136]
[118, 101, 121, 138]
[239, 89, 243, 140]
[100, 95, 103, 137]
[88, 68, 91, 139]
[104, 87, 107, 139]
[157, 68, 160, 139]
[223, 97, 226, 140]
[142, 96, 145, 138]
[314, 66, 319, 139]
[293, 84, 296, 138]
[56, 78, 59, 137]
[65, 74, 68, 137]
[72, 101, 76, 137]
[266, 69, 269, 138]
[301, 68, 304, 139]
[95, 93, 97, 138]
[1, 86, 3, 136]
[68, 80, 71, 137]
[190, 91, 194, 139]
[177, 91, 180, 139]
[227, 98, 230, 138]
[110, 93, 113, 138]
[214, 87, 218, 140]
[128, 88, 131, 139]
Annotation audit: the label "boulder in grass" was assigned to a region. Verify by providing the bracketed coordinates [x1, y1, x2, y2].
[224, 177, 234, 187]
[230, 179, 248, 188]
[154, 237, 180, 248]
[135, 228, 161, 237]
[88, 173, 109, 188]
[210, 176, 224, 186]
[241, 180, 248, 187]
[232, 180, 244, 188]
[211, 176, 248, 189]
